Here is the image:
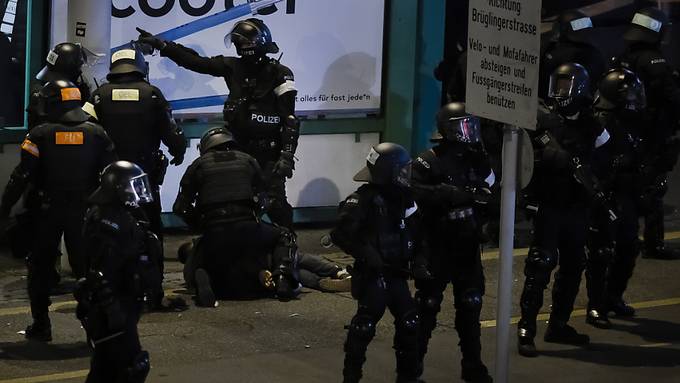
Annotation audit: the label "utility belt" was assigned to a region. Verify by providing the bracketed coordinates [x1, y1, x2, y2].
[201, 203, 255, 224]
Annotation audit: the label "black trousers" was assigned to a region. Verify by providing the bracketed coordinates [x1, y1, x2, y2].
[343, 272, 419, 382]
[194, 220, 287, 299]
[415, 230, 485, 367]
[642, 191, 665, 252]
[28, 198, 87, 318]
[519, 204, 588, 334]
[259, 160, 293, 230]
[297, 252, 341, 289]
[86, 309, 147, 383]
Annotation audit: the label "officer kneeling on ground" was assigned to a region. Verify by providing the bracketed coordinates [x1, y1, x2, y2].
[75, 161, 161, 383]
[0, 80, 116, 342]
[137, 18, 298, 229]
[173, 127, 300, 306]
[331, 143, 427, 383]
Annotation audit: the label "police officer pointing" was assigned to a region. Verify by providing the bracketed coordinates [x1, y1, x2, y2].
[0, 80, 116, 342]
[137, 18, 298, 229]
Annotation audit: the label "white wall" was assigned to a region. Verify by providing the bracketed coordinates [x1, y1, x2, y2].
[159, 132, 380, 212]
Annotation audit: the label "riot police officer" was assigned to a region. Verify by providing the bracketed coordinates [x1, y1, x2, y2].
[616, 7, 680, 260]
[517, 63, 611, 357]
[85, 45, 186, 244]
[76, 161, 161, 383]
[411, 103, 494, 382]
[28, 43, 90, 130]
[137, 18, 298, 229]
[586, 68, 648, 328]
[0, 80, 116, 342]
[330, 143, 423, 383]
[173, 127, 300, 304]
[539, 11, 606, 100]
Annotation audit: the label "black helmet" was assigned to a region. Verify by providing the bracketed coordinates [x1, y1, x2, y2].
[90, 161, 154, 208]
[224, 18, 279, 57]
[552, 10, 594, 44]
[595, 68, 646, 111]
[36, 43, 86, 83]
[199, 127, 237, 155]
[108, 45, 148, 79]
[353, 142, 412, 188]
[39, 80, 89, 123]
[623, 7, 668, 45]
[548, 63, 591, 115]
[432, 102, 482, 144]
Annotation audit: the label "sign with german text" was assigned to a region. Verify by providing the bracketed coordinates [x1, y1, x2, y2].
[466, 0, 540, 130]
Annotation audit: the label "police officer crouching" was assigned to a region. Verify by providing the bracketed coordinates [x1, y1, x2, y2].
[517, 63, 611, 357]
[411, 103, 494, 382]
[331, 143, 424, 383]
[137, 19, 299, 229]
[84, 45, 187, 308]
[173, 127, 300, 305]
[75, 161, 160, 383]
[0, 80, 116, 341]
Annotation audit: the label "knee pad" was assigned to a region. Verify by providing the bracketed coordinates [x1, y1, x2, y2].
[347, 315, 376, 341]
[526, 247, 558, 272]
[415, 291, 442, 314]
[126, 351, 150, 383]
[397, 310, 420, 335]
[459, 289, 483, 311]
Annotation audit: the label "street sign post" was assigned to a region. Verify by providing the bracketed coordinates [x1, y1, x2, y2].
[465, 1, 541, 381]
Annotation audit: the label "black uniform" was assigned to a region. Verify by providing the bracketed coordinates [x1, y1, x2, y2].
[411, 143, 494, 379]
[173, 143, 299, 300]
[331, 184, 422, 382]
[618, 44, 680, 258]
[76, 204, 158, 383]
[518, 109, 608, 343]
[159, 42, 298, 228]
[586, 108, 647, 319]
[0, 108, 115, 337]
[88, 74, 186, 241]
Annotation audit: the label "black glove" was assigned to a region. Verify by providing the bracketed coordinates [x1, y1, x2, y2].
[136, 27, 166, 51]
[470, 186, 492, 205]
[273, 151, 295, 178]
[170, 154, 184, 166]
[435, 184, 473, 205]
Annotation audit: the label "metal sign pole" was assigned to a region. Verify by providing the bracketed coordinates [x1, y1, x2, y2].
[495, 125, 519, 383]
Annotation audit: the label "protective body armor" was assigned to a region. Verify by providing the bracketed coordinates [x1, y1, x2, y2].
[532, 110, 602, 207]
[92, 80, 170, 173]
[221, 57, 294, 156]
[174, 148, 261, 226]
[333, 184, 416, 269]
[26, 121, 114, 196]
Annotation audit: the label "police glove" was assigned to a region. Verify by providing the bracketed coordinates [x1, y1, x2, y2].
[274, 151, 295, 178]
[435, 184, 473, 205]
[470, 186, 492, 205]
[170, 154, 184, 166]
[136, 27, 166, 51]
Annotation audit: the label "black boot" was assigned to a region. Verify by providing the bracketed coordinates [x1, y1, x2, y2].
[607, 299, 635, 317]
[642, 246, 680, 260]
[544, 322, 589, 345]
[25, 314, 52, 342]
[194, 268, 216, 308]
[517, 327, 537, 357]
[586, 308, 611, 329]
[461, 359, 493, 382]
[274, 274, 298, 301]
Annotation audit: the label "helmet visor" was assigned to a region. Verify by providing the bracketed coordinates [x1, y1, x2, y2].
[224, 32, 258, 53]
[442, 116, 482, 143]
[548, 75, 575, 99]
[129, 174, 154, 204]
[395, 162, 413, 188]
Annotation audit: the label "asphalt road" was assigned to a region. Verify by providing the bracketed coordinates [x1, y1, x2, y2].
[0, 223, 679, 383]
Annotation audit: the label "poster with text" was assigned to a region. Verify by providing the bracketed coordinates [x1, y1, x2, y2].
[110, 0, 385, 117]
